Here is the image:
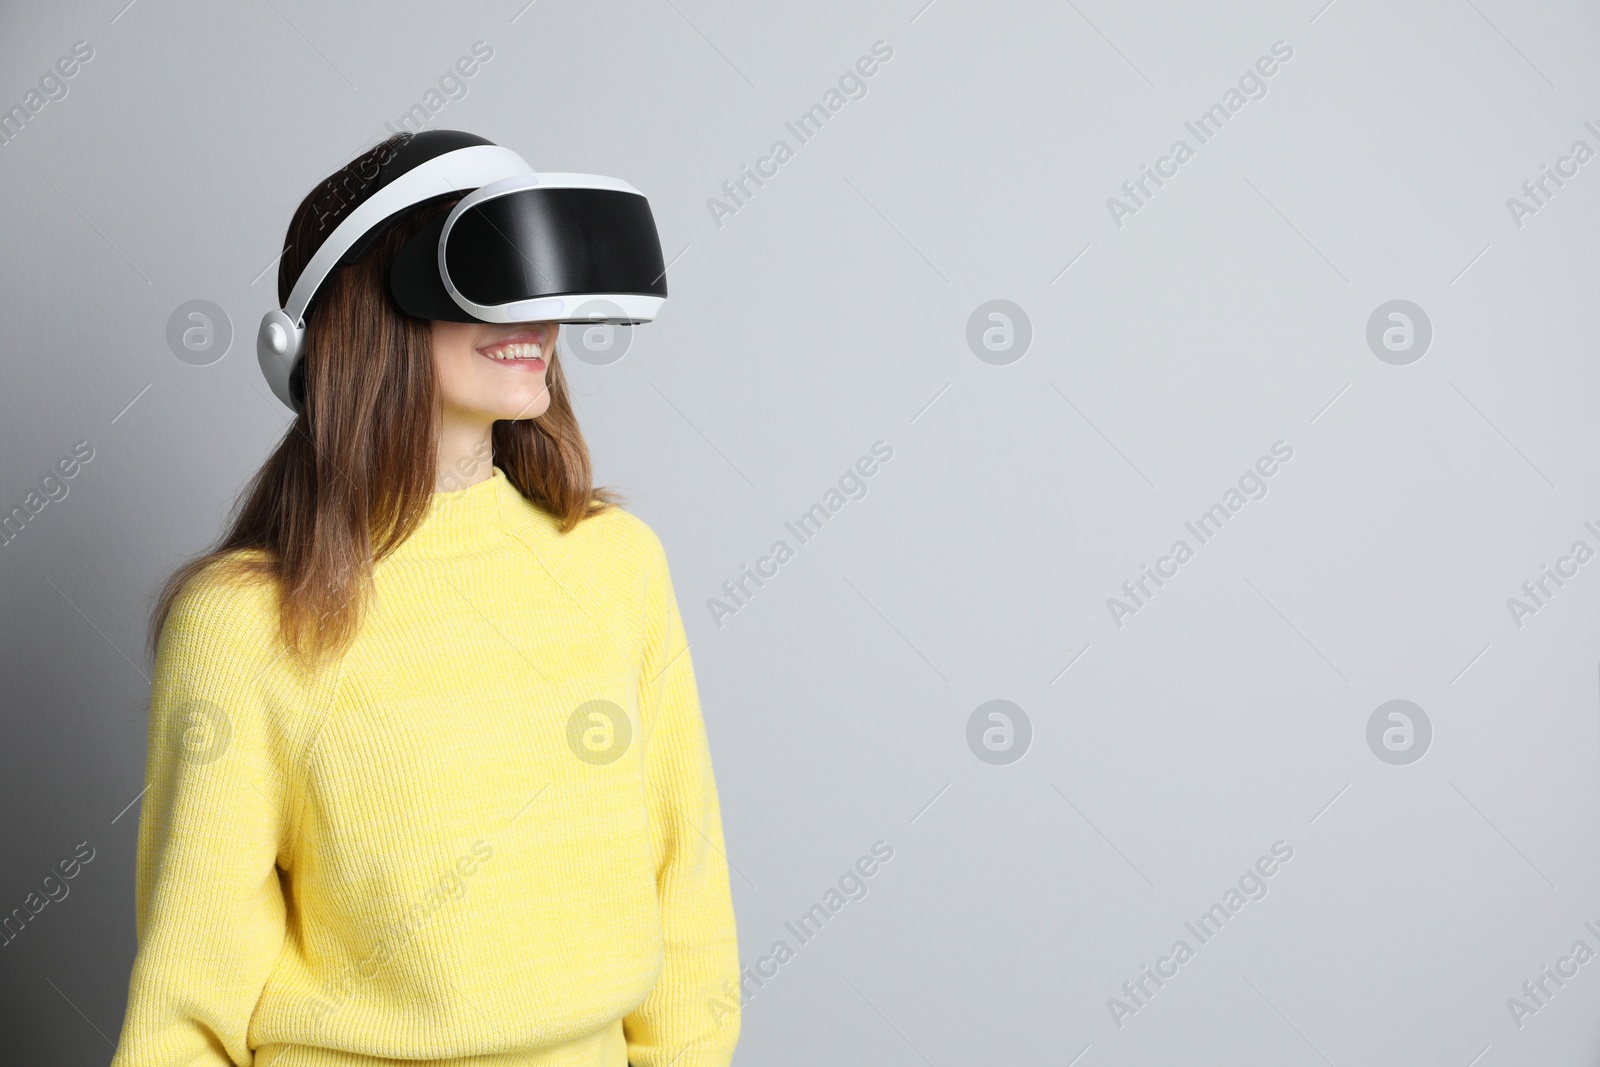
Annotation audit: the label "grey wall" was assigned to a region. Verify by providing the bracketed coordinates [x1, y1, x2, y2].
[3, 0, 1599, 1063]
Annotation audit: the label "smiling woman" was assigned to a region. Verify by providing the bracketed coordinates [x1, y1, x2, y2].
[109, 131, 741, 1067]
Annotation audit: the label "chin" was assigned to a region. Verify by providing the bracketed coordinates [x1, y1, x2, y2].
[491, 394, 552, 421]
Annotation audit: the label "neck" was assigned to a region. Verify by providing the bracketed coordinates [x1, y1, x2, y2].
[436, 405, 496, 492]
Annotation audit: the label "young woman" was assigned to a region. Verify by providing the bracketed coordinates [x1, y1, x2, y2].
[109, 132, 742, 1067]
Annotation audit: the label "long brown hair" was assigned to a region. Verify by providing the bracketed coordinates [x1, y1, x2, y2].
[148, 134, 622, 668]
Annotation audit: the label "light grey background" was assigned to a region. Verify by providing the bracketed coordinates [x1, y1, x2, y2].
[3, 0, 1598, 1063]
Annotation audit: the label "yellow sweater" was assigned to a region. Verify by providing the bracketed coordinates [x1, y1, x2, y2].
[110, 466, 741, 1067]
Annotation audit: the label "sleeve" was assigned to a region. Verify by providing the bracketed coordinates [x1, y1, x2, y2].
[109, 574, 304, 1067]
[623, 536, 742, 1067]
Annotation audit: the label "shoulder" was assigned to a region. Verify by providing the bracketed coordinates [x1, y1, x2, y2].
[154, 550, 337, 734]
[157, 549, 282, 665]
[559, 505, 684, 624]
[567, 503, 669, 577]
[150, 550, 327, 772]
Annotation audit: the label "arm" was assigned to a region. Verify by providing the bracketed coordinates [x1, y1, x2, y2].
[623, 536, 742, 1067]
[110, 571, 312, 1067]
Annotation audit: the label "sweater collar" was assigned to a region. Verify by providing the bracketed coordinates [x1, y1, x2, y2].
[389, 464, 527, 557]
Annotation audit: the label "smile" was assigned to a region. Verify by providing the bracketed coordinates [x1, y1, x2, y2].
[476, 329, 547, 363]
[477, 342, 544, 362]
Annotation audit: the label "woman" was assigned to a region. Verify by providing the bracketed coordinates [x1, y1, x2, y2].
[109, 131, 742, 1067]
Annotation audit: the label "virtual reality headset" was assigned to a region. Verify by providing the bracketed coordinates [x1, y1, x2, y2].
[257, 130, 668, 411]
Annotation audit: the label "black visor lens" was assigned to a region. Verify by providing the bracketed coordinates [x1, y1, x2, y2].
[444, 187, 667, 307]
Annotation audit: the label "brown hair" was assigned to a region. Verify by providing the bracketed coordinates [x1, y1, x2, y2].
[147, 134, 622, 668]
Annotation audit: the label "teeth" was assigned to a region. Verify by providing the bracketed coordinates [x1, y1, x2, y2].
[481, 342, 543, 361]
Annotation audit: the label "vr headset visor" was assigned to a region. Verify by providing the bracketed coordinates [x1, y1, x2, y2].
[390, 173, 666, 325]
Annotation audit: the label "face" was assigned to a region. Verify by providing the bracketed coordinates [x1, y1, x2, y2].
[429, 319, 558, 423]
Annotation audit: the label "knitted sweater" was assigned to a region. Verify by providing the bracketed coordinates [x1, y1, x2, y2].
[109, 465, 741, 1066]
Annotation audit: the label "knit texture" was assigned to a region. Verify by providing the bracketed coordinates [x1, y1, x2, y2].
[110, 465, 741, 1066]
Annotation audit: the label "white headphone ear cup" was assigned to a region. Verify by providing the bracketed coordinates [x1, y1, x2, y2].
[257, 309, 305, 411]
